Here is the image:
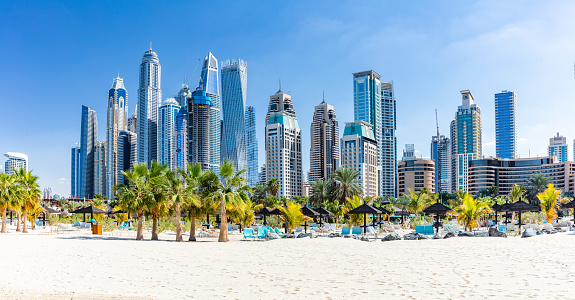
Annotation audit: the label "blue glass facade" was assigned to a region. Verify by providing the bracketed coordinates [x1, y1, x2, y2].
[71, 145, 81, 198]
[79, 105, 97, 199]
[158, 99, 180, 170]
[200, 52, 221, 174]
[495, 91, 516, 159]
[245, 106, 258, 186]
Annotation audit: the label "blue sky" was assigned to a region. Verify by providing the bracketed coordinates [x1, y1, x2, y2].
[2, 0, 575, 197]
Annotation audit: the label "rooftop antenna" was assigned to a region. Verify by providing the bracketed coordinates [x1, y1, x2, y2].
[150, 42, 152, 50]
[279, 79, 282, 91]
[323, 91, 325, 101]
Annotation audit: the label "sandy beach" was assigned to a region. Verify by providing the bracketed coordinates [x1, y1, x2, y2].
[1, 226, 574, 299]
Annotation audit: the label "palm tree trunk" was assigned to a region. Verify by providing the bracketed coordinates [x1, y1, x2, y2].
[151, 216, 159, 240]
[218, 205, 228, 242]
[1, 208, 7, 233]
[189, 213, 196, 241]
[175, 204, 182, 242]
[22, 209, 28, 233]
[16, 211, 21, 232]
[136, 212, 144, 240]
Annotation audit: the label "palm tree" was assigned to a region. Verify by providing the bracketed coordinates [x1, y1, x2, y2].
[391, 195, 410, 211]
[537, 183, 561, 223]
[145, 161, 169, 240]
[251, 183, 268, 205]
[0, 173, 16, 233]
[207, 160, 248, 242]
[325, 199, 344, 223]
[343, 195, 369, 227]
[509, 184, 526, 203]
[179, 163, 206, 241]
[330, 167, 362, 203]
[450, 190, 468, 207]
[166, 170, 198, 242]
[267, 178, 280, 198]
[228, 198, 262, 231]
[407, 188, 430, 216]
[27, 201, 44, 230]
[15, 169, 41, 233]
[525, 174, 550, 205]
[277, 201, 312, 233]
[453, 194, 492, 231]
[309, 179, 331, 207]
[115, 162, 151, 240]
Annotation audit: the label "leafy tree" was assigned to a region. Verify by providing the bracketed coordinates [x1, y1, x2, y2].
[525, 173, 550, 206]
[228, 198, 262, 231]
[0, 173, 16, 233]
[537, 183, 562, 223]
[325, 199, 345, 223]
[145, 161, 169, 240]
[509, 184, 526, 203]
[391, 195, 410, 211]
[309, 179, 331, 207]
[407, 188, 431, 216]
[179, 163, 204, 241]
[251, 183, 268, 205]
[450, 190, 468, 207]
[267, 178, 280, 197]
[115, 162, 151, 240]
[277, 201, 312, 232]
[15, 169, 41, 233]
[166, 169, 198, 242]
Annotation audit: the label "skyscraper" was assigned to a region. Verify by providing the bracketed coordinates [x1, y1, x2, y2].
[548, 132, 568, 162]
[117, 131, 137, 185]
[380, 81, 397, 197]
[265, 110, 303, 197]
[353, 71, 396, 196]
[221, 58, 248, 173]
[94, 141, 106, 196]
[158, 98, 180, 170]
[308, 99, 339, 183]
[402, 144, 415, 161]
[431, 135, 451, 193]
[266, 89, 296, 125]
[71, 144, 81, 198]
[495, 90, 517, 159]
[3, 152, 28, 176]
[80, 105, 97, 199]
[175, 83, 191, 108]
[106, 76, 128, 198]
[128, 107, 137, 133]
[245, 106, 258, 185]
[187, 89, 212, 171]
[137, 48, 162, 166]
[450, 90, 482, 193]
[175, 108, 188, 170]
[340, 121, 378, 198]
[200, 52, 221, 174]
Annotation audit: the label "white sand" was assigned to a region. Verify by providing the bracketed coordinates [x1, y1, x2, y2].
[1, 225, 574, 299]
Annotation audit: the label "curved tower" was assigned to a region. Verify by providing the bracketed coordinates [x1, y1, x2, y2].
[137, 48, 162, 166]
[158, 98, 180, 170]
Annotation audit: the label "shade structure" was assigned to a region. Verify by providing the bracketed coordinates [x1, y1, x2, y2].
[347, 204, 382, 234]
[392, 207, 410, 216]
[375, 206, 391, 215]
[492, 203, 501, 211]
[315, 207, 335, 218]
[300, 206, 319, 233]
[257, 207, 279, 225]
[508, 201, 539, 231]
[71, 205, 106, 223]
[43, 206, 60, 214]
[562, 200, 575, 220]
[423, 202, 452, 235]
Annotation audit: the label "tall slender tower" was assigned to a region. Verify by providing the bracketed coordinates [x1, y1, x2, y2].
[431, 135, 451, 193]
[380, 81, 397, 197]
[187, 88, 213, 171]
[94, 141, 106, 196]
[80, 105, 97, 199]
[340, 121, 378, 198]
[548, 133, 568, 162]
[71, 143, 81, 198]
[158, 98, 180, 170]
[495, 90, 517, 159]
[245, 106, 258, 185]
[221, 58, 248, 173]
[308, 99, 339, 183]
[450, 90, 482, 192]
[200, 52, 221, 174]
[137, 48, 162, 166]
[106, 76, 128, 198]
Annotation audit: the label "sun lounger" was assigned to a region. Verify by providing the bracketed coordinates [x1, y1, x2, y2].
[351, 226, 362, 235]
[497, 224, 506, 232]
[384, 224, 395, 232]
[243, 228, 256, 240]
[367, 226, 377, 236]
[274, 227, 285, 237]
[257, 227, 269, 239]
[341, 226, 351, 236]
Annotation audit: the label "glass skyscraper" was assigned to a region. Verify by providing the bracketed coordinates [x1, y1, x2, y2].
[117, 131, 136, 185]
[71, 144, 81, 198]
[187, 89, 213, 171]
[450, 90, 482, 193]
[494, 90, 517, 159]
[245, 106, 258, 186]
[106, 76, 128, 198]
[221, 58, 248, 174]
[548, 133, 567, 162]
[353, 71, 396, 196]
[308, 100, 339, 183]
[200, 52, 221, 174]
[94, 141, 106, 196]
[80, 105, 97, 199]
[3, 152, 28, 176]
[431, 135, 451, 193]
[158, 98, 180, 170]
[137, 48, 162, 166]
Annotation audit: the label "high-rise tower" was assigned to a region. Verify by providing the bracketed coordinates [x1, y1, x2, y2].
[548, 132, 568, 162]
[245, 106, 258, 185]
[200, 52, 221, 174]
[94, 141, 106, 196]
[495, 90, 517, 159]
[187, 89, 213, 171]
[431, 135, 451, 193]
[71, 143, 81, 198]
[106, 76, 128, 198]
[340, 121, 378, 198]
[380, 81, 397, 197]
[80, 105, 97, 199]
[158, 98, 180, 170]
[308, 99, 339, 183]
[450, 90, 482, 193]
[137, 48, 162, 166]
[221, 58, 248, 173]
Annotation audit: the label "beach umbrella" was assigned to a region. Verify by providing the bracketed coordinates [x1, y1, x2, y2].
[347, 204, 382, 234]
[508, 201, 539, 231]
[314, 207, 335, 226]
[373, 205, 390, 228]
[270, 207, 289, 234]
[71, 205, 106, 223]
[491, 203, 501, 224]
[257, 206, 279, 226]
[423, 202, 452, 234]
[300, 205, 319, 233]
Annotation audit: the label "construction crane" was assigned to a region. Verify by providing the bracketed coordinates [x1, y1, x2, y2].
[187, 58, 201, 88]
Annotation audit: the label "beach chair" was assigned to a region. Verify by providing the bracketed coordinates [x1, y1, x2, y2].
[384, 224, 395, 232]
[257, 227, 269, 239]
[497, 224, 506, 232]
[415, 226, 425, 235]
[367, 226, 377, 236]
[341, 226, 351, 236]
[274, 227, 285, 237]
[330, 223, 337, 231]
[351, 226, 362, 235]
[243, 228, 256, 240]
